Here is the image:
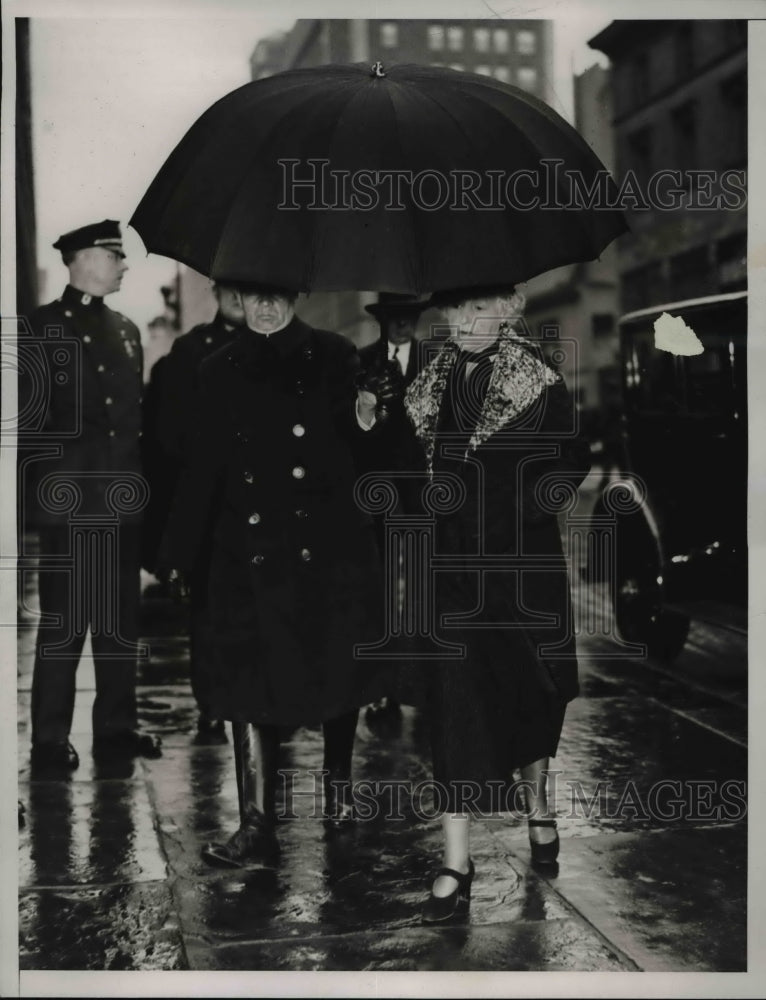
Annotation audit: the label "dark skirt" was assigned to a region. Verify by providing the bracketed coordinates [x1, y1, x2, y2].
[424, 559, 571, 815]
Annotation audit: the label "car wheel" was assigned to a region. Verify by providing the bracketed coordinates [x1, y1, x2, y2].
[614, 563, 690, 662]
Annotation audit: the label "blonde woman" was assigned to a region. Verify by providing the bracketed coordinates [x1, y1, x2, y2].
[401, 285, 591, 921]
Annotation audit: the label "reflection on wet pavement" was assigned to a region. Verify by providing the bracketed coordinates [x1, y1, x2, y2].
[17, 583, 746, 972]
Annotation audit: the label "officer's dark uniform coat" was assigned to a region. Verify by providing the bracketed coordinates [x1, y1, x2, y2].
[26, 284, 144, 526]
[25, 284, 144, 742]
[159, 316, 388, 726]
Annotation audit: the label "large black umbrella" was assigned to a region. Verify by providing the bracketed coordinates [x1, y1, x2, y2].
[131, 62, 627, 294]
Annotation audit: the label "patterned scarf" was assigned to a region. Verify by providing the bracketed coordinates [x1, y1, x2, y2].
[404, 325, 560, 475]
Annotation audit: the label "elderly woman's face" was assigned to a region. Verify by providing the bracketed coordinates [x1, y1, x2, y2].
[442, 296, 506, 354]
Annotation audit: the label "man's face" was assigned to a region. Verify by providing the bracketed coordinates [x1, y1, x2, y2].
[215, 285, 245, 326]
[442, 296, 504, 354]
[239, 291, 295, 335]
[383, 313, 418, 346]
[73, 247, 128, 296]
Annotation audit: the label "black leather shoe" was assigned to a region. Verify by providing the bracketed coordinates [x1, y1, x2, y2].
[201, 812, 280, 868]
[421, 859, 475, 924]
[30, 740, 80, 772]
[528, 818, 559, 866]
[92, 730, 163, 759]
[194, 716, 228, 746]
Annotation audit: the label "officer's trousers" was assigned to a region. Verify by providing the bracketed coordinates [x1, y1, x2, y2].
[31, 524, 141, 744]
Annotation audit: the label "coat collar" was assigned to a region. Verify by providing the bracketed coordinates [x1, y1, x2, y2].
[229, 315, 311, 359]
[404, 327, 560, 474]
[60, 284, 104, 309]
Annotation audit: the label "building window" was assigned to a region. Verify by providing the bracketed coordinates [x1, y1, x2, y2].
[622, 262, 665, 312]
[719, 72, 747, 170]
[723, 20, 747, 49]
[674, 23, 693, 79]
[592, 313, 615, 338]
[671, 101, 697, 178]
[475, 65, 492, 77]
[631, 51, 649, 104]
[380, 22, 398, 48]
[717, 233, 747, 291]
[517, 66, 537, 91]
[473, 27, 490, 52]
[447, 26, 464, 51]
[493, 27, 510, 53]
[493, 66, 511, 83]
[516, 29, 537, 55]
[626, 126, 653, 186]
[427, 25, 444, 50]
[669, 246, 711, 301]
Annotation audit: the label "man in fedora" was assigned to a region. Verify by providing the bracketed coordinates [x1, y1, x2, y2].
[25, 220, 162, 771]
[359, 292, 429, 390]
[358, 293, 430, 722]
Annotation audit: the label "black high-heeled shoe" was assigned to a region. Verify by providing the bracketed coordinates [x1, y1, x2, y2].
[528, 818, 559, 866]
[421, 859, 475, 924]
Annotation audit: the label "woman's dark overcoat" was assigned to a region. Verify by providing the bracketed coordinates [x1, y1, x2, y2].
[159, 316, 388, 725]
[403, 331, 592, 810]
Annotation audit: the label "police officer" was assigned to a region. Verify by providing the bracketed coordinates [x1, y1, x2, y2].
[159, 283, 396, 867]
[142, 283, 244, 743]
[27, 220, 162, 771]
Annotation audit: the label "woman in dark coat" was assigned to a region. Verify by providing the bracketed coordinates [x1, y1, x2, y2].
[401, 285, 591, 921]
[159, 284, 394, 867]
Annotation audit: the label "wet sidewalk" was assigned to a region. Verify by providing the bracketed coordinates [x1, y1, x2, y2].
[17, 575, 747, 976]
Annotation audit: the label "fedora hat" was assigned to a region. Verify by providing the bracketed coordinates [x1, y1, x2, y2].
[364, 292, 430, 318]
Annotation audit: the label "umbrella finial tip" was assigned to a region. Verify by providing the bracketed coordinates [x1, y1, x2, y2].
[370, 61, 386, 78]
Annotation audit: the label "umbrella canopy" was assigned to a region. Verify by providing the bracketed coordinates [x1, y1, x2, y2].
[131, 62, 628, 294]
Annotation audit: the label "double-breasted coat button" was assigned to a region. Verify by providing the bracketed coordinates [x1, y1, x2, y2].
[248, 512, 261, 525]
[244, 471, 254, 484]
[109, 430, 116, 438]
[205, 336, 213, 345]
[295, 509, 308, 519]
[97, 364, 105, 373]
[82, 334, 91, 343]
[292, 466, 305, 479]
[252, 554, 265, 565]
[292, 423, 305, 437]
[65, 310, 73, 318]
[105, 397, 113, 405]
[300, 548, 311, 562]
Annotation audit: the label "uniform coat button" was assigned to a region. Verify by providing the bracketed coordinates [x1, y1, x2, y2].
[292, 423, 305, 437]
[97, 364, 105, 373]
[109, 430, 116, 438]
[295, 509, 308, 519]
[105, 396, 113, 405]
[244, 471, 254, 484]
[292, 466, 306, 479]
[300, 548, 312, 562]
[252, 554, 265, 565]
[82, 333, 91, 342]
[65, 310, 73, 318]
[248, 512, 261, 525]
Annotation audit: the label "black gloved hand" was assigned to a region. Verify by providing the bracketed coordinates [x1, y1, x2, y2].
[163, 568, 191, 602]
[356, 359, 406, 407]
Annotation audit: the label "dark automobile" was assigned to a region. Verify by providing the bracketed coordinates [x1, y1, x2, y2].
[592, 291, 747, 660]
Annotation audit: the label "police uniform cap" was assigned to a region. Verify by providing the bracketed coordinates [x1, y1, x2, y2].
[53, 220, 125, 258]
